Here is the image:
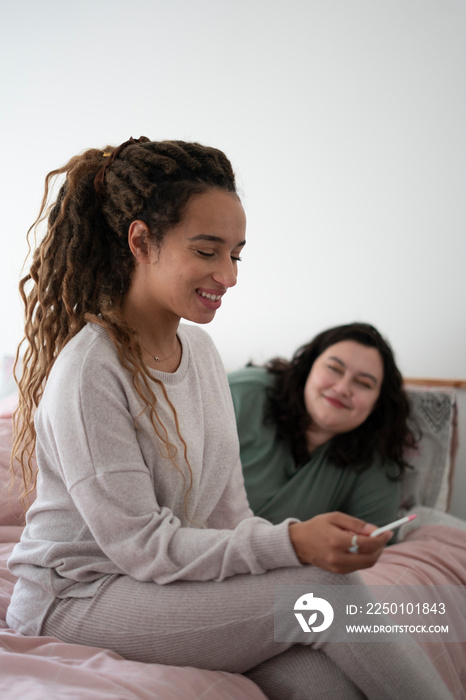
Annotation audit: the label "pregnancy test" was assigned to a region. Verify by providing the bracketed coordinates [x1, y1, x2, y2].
[370, 514, 417, 537]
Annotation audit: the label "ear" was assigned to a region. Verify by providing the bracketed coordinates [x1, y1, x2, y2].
[128, 220, 152, 263]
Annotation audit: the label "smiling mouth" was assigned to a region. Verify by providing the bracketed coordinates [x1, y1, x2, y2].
[324, 396, 349, 409]
[196, 289, 224, 309]
[197, 291, 222, 301]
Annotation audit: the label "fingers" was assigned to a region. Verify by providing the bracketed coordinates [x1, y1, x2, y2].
[314, 539, 387, 574]
[359, 522, 379, 536]
[321, 519, 391, 556]
[347, 530, 393, 556]
[288, 513, 393, 575]
[323, 512, 393, 555]
[325, 511, 369, 534]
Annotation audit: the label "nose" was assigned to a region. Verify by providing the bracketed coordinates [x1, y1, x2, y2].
[334, 375, 352, 396]
[211, 256, 238, 289]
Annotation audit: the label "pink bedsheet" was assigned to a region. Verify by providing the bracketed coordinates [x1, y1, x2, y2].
[0, 526, 267, 700]
[361, 524, 466, 699]
[1, 524, 465, 699]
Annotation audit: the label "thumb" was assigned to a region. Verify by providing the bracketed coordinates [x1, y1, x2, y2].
[359, 522, 379, 536]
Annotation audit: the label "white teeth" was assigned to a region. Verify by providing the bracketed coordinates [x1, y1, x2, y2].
[199, 292, 221, 301]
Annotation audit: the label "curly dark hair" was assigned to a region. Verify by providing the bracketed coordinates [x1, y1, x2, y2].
[14, 136, 237, 511]
[264, 322, 417, 477]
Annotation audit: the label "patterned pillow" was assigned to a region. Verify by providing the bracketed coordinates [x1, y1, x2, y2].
[401, 387, 458, 513]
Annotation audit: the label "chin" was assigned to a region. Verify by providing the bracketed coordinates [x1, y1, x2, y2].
[183, 311, 217, 325]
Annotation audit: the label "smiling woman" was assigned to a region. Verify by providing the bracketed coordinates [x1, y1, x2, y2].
[121, 189, 246, 371]
[228, 322, 414, 528]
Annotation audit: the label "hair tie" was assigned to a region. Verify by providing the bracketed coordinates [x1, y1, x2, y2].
[94, 136, 143, 198]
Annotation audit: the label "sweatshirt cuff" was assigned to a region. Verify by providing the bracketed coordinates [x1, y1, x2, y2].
[251, 518, 302, 571]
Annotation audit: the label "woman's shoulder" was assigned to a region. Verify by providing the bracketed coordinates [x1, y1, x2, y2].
[227, 366, 274, 409]
[37, 323, 125, 420]
[46, 323, 121, 390]
[177, 323, 225, 374]
[59, 322, 117, 366]
[228, 365, 272, 387]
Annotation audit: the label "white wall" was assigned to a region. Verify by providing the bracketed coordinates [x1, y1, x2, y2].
[1, 0, 465, 512]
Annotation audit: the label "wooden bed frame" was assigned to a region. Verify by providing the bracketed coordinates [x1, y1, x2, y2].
[404, 378, 466, 389]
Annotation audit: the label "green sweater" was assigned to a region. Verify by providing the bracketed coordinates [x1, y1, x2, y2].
[228, 366, 400, 528]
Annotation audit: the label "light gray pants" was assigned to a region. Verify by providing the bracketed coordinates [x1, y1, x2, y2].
[42, 567, 453, 700]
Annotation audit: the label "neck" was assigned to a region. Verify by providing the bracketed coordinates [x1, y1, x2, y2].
[120, 292, 180, 348]
[119, 295, 181, 372]
[306, 426, 333, 453]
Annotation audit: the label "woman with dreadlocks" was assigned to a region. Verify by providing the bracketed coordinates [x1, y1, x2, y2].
[6, 137, 452, 700]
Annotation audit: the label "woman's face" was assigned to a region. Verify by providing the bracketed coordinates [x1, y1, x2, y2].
[304, 340, 384, 444]
[127, 189, 246, 327]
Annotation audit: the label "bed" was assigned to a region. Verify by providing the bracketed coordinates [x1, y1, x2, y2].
[0, 381, 465, 699]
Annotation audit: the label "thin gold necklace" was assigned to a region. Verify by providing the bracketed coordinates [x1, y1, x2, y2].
[142, 337, 180, 363]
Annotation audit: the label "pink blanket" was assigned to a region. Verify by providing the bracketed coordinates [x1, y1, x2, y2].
[1, 524, 465, 699]
[361, 525, 466, 699]
[0, 526, 267, 700]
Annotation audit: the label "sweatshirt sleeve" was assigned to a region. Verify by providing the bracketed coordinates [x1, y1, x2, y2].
[68, 471, 300, 583]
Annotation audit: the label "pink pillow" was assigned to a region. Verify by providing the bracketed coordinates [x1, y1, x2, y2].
[0, 394, 36, 526]
[0, 393, 18, 419]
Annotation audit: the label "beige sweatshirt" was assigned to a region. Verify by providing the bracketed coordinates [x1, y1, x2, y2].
[7, 322, 299, 635]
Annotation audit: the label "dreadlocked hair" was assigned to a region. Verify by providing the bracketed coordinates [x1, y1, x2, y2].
[13, 136, 237, 516]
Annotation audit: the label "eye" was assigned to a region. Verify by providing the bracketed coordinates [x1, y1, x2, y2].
[231, 255, 242, 262]
[328, 365, 342, 374]
[355, 379, 374, 389]
[196, 250, 215, 258]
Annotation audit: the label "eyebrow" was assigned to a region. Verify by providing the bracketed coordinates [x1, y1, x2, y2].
[187, 234, 246, 248]
[327, 356, 379, 385]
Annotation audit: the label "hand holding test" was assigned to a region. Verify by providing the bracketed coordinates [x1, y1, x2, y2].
[370, 514, 417, 537]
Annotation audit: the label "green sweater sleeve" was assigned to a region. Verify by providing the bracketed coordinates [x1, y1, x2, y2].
[228, 367, 293, 515]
